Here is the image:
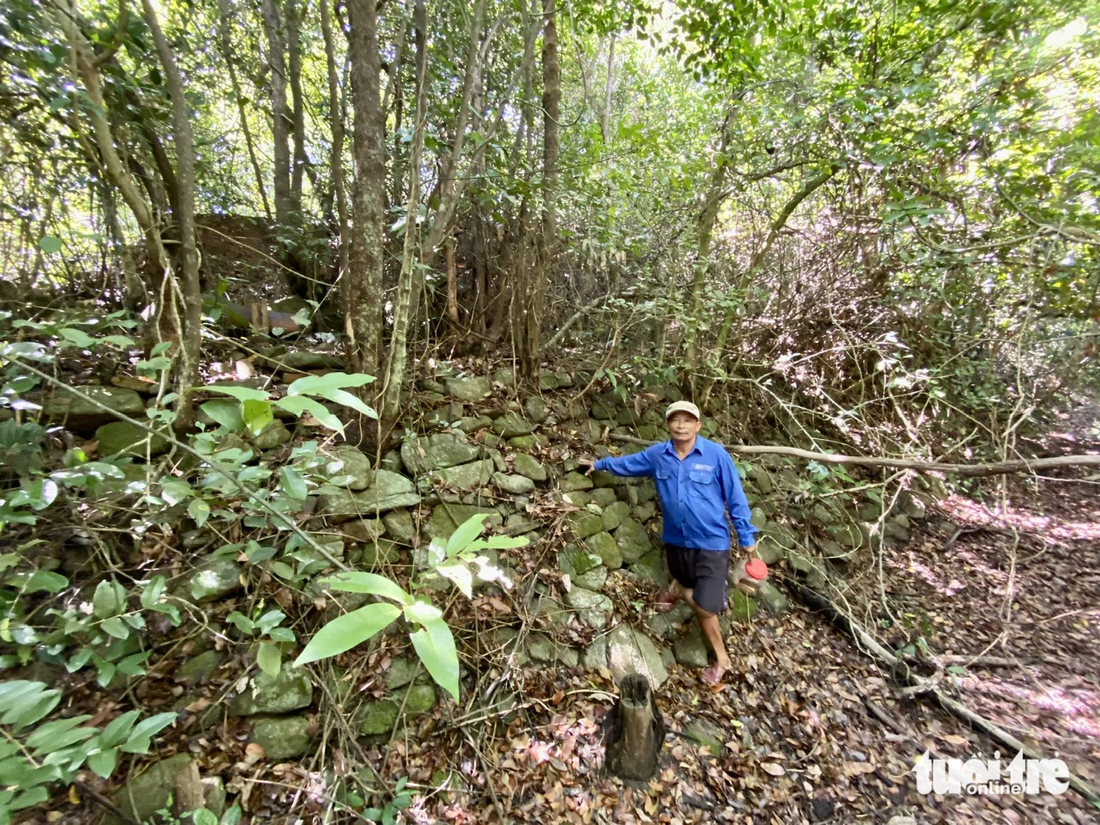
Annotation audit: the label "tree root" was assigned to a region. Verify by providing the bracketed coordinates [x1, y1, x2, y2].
[788, 578, 1100, 806]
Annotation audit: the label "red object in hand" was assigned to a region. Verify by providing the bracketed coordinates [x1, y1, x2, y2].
[744, 558, 768, 582]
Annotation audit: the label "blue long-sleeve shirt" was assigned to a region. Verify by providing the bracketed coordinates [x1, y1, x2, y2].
[593, 436, 758, 551]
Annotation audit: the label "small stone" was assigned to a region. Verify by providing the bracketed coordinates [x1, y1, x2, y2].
[188, 557, 242, 603]
[568, 511, 603, 539]
[605, 624, 669, 689]
[590, 487, 617, 508]
[444, 376, 492, 402]
[382, 509, 417, 543]
[523, 396, 549, 423]
[427, 505, 502, 540]
[584, 531, 622, 569]
[360, 699, 400, 735]
[538, 371, 559, 390]
[342, 518, 386, 543]
[229, 665, 313, 716]
[493, 413, 534, 437]
[433, 459, 494, 490]
[177, 650, 224, 684]
[564, 586, 613, 628]
[95, 421, 169, 458]
[601, 501, 630, 532]
[401, 683, 436, 715]
[280, 351, 343, 370]
[325, 445, 374, 490]
[755, 581, 790, 615]
[728, 589, 758, 623]
[614, 518, 652, 564]
[674, 623, 710, 668]
[45, 386, 146, 431]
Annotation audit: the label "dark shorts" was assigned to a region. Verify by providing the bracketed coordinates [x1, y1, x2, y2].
[665, 544, 730, 615]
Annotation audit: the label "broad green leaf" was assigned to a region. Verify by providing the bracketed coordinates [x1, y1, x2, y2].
[24, 715, 93, 749]
[409, 620, 459, 702]
[287, 372, 375, 396]
[139, 576, 167, 609]
[257, 642, 281, 677]
[280, 466, 308, 500]
[294, 602, 401, 665]
[38, 237, 63, 255]
[268, 627, 295, 643]
[270, 561, 295, 580]
[119, 712, 177, 754]
[477, 535, 530, 550]
[204, 384, 269, 403]
[86, 747, 119, 778]
[241, 399, 273, 437]
[20, 570, 68, 594]
[226, 611, 254, 634]
[219, 804, 244, 825]
[99, 709, 140, 747]
[102, 335, 136, 348]
[193, 810, 219, 825]
[200, 399, 244, 432]
[322, 572, 411, 605]
[188, 498, 211, 528]
[445, 514, 488, 558]
[11, 785, 49, 811]
[59, 328, 95, 348]
[313, 387, 378, 420]
[0, 683, 60, 730]
[92, 579, 126, 619]
[100, 617, 129, 639]
[404, 600, 443, 625]
[434, 561, 474, 598]
[115, 651, 149, 676]
[160, 480, 192, 506]
[273, 396, 343, 433]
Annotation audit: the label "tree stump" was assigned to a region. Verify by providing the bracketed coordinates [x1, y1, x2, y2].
[603, 674, 665, 781]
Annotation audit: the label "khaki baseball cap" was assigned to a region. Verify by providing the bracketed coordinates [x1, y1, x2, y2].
[665, 401, 701, 420]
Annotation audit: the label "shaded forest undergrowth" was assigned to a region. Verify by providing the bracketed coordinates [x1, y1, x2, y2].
[4, 337, 1099, 825]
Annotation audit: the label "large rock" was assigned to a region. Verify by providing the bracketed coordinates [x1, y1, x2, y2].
[513, 453, 547, 482]
[178, 650, 224, 684]
[568, 511, 603, 539]
[433, 459, 494, 490]
[629, 549, 669, 587]
[46, 386, 146, 431]
[252, 419, 291, 450]
[95, 421, 169, 458]
[108, 754, 225, 825]
[383, 509, 417, 543]
[604, 624, 669, 689]
[492, 413, 534, 438]
[360, 699, 400, 734]
[342, 518, 386, 543]
[230, 665, 313, 716]
[188, 558, 242, 603]
[250, 715, 312, 759]
[320, 470, 422, 521]
[427, 504, 502, 540]
[673, 622, 709, 668]
[614, 518, 652, 564]
[493, 472, 535, 494]
[564, 587, 613, 628]
[326, 446, 374, 490]
[524, 396, 549, 423]
[401, 433, 481, 475]
[559, 472, 593, 493]
[444, 376, 492, 402]
[280, 351, 343, 371]
[584, 531, 622, 570]
[601, 501, 631, 532]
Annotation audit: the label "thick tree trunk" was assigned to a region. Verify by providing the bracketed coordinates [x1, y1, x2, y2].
[141, 0, 202, 432]
[603, 674, 665, 781]
[345, 0, 386, 379]
[286, 0, 308, 213]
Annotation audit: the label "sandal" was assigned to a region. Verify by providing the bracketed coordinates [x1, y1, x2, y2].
[702, 664, 727, 688]
[655, 589, 680, 612]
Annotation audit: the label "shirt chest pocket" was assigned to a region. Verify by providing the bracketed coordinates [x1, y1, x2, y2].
[689, 470, 714, 486]
[656, 468, 673, 481]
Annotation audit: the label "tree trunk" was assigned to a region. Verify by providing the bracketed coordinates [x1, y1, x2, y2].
[345, 0, 386, 379]
[286, 0, 308, 214]
[141, 0, 202, 432]
[261, 0, 293, 228]
[218, 0, 272, 221]
[381, 0, 428, 420]
[320, 0, 348, 280]
[603, 674, 665, 782]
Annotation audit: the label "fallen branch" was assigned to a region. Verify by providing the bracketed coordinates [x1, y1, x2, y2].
[789, 579, 1100, 806]
[608, 434, 1100, 477]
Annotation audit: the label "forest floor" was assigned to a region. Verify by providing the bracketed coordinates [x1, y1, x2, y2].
[17, 370, 1100, 825]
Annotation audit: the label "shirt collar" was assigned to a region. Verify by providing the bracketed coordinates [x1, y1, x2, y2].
[663, 436, 703, 456]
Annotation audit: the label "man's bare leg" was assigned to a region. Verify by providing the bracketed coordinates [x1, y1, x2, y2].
[696, 608, 732, 685]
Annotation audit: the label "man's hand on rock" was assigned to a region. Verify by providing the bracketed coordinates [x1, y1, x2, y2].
[578, 457, 596, 476]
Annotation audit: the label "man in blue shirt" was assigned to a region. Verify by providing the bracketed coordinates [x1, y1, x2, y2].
[581, 401, 758, 687]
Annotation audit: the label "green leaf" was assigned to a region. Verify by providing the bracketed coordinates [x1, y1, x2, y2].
[241, 399, 273, 437]
[280, 466, 308, 500]
[188, 498, 211, 528]
[445, 514, 488, 558]
[139, 576, 166, 609]
[86, 747, 119, 778]
[219, 805, 243, 825]
[20, 570, 68, 594]
[102, 335, 136, 348]
[268, 627, 295, 643]
[151, 341, 173, 357]
[434, 561, 473, 598]
[322, 572, 411, 605]
[92, 579, 126, 619]
[273, 396, 344, 433]
[99, 709, 140, 747]
[38, 236, 63, 254]
[270, 561, 295, 580]
[100, 617, 129, 639]
[119, 711, 177, 754]
[24, 715, 93, 749]
[226, 611, 254, 634]
[200, 400, 244, 432]
[294, 603, 401, 665]
[193, 810, 219, 825]
[0, 682, 61, 730]
[161, 479, 193, 506]
[204, 384, 269, 403]
[287, 372, 375, 395]
[59, 328, 95, 348]
[11, 785, 49, 811]
[257, 642, 281, 677]
[409, 619, 459, 702]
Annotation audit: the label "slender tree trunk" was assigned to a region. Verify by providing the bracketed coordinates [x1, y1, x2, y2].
[521, 0, 558, 380]
[287, 0, 308, 214]
[262, 0, 293, 228]
[218, 0, 272, 221]
[600, 36, 615, 145]
[345, 0, 386, 378]
[320, 0, 348, 279]
[382, 0, 428, 419]
[141, 0, 202, 431]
